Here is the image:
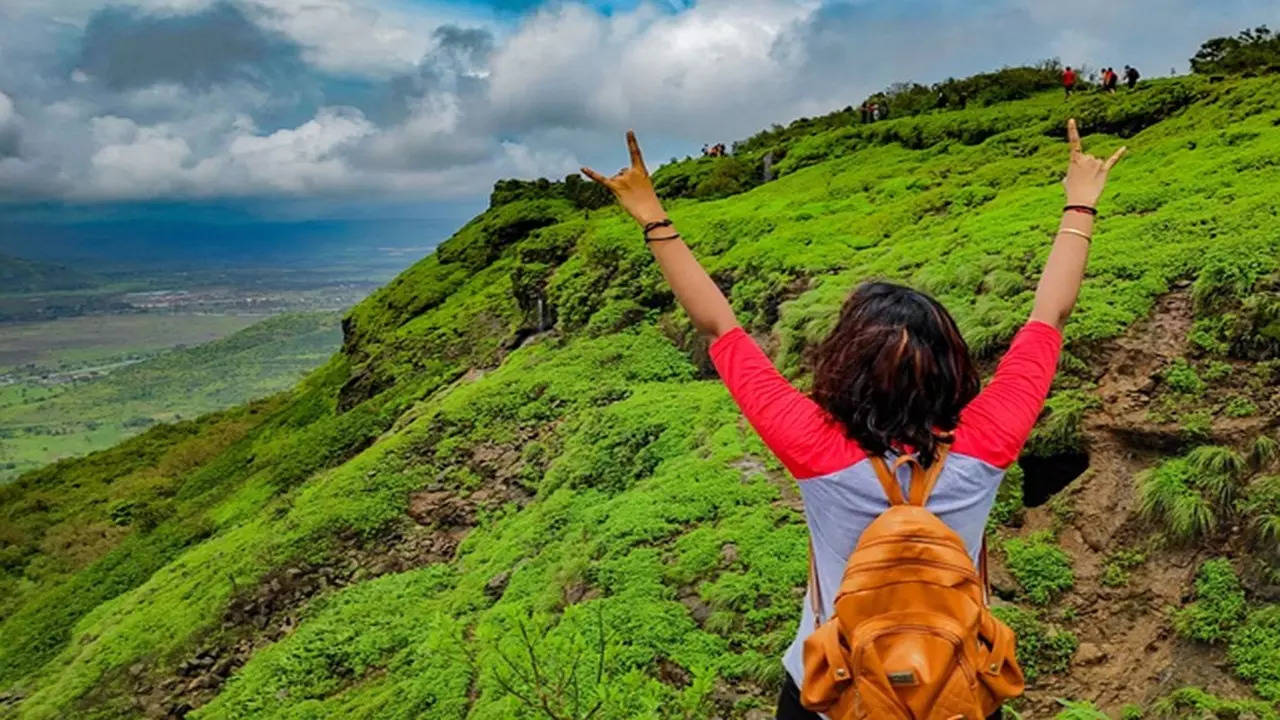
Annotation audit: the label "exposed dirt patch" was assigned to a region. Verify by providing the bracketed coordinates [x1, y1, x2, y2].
[1005, 289, 1264, 716]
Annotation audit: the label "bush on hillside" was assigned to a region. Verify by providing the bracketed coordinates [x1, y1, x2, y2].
[859, 62, 1065, 119]
[1147, 686, 1280, 720]
[1053, 700, 1111, 720]
[436, 199, 570, 271]
[990, 605, 1077, 684]
[1138, 455, 1242, 541]
[1229, 605, 1280, 702]
[1023, 390, 1097, 457]
[1175, 558, 1246, 644]
[1003, 531, 1074, 605]
[491, 175, 613, 211]
[1239, 475, 1280, 552]
[1192, 26, 1280, 76]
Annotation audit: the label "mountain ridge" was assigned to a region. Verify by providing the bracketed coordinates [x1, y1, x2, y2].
[3, 72, 1280, 719]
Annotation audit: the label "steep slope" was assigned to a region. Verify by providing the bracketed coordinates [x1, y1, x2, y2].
[4, 75, 1280, 720]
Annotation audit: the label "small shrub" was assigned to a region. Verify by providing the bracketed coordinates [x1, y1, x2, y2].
[987, 464, 1025, 532]
[1228, 605, 1280, 702]
[1004, 532, 1074, 605]
[1139, 458, 1217, 541]
[1101, 548, 1147, 588]
[1024, 390, 1098, 457]
[1175, 558, 1246, 644]
[1163, 358, 1206, 394]
[1202, 359, 1233, 382]
[1184, 445, 1246, 507]
[1054, 700, 1111, 720]
[991, 605, 1077, 684]
[1147, 686, 1279, 720]
[1224, 396, 1259, 417]
[1239, 475, 1280, 551]
[1249, 435, 1280, 470]
[1180, 410, 1214, 442]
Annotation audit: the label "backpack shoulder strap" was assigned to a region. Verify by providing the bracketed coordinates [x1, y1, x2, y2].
[868, 456, 907, 505]
[906, 444, 951, 506]
[808, 538, 822, 629]
[980, 535, 991, 606]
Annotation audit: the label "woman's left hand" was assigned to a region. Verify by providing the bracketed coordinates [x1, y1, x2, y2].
[582, 131, 669, 227]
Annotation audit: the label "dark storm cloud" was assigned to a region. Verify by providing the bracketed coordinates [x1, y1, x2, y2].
[389, 25, 494, 103]
[356, 25, 498, 171]
[76, 1, 306, 90]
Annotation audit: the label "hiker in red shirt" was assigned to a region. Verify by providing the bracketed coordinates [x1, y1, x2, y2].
[1063, 66, 1077, 98]
[583, 119, 1126, 720]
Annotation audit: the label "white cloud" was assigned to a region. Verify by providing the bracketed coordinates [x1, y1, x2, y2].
[1, 0, 1278, 207]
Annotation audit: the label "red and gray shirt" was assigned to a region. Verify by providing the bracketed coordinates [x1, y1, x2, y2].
[709, 320, 1063, 688]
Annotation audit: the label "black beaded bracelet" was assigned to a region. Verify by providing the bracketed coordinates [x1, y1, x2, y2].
[645, 233, 681, 243]
[642, 219, 673, 236]
[1064, 204, 1098, 216]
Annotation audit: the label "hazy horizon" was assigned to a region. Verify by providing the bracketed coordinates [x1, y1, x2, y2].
[2, 0, 1276, 249]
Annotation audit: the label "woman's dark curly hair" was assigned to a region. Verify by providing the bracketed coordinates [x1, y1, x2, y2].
[812, 282, 980, 467]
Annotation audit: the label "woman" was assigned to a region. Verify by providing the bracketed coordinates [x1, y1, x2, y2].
[583, 119, 1124, 719]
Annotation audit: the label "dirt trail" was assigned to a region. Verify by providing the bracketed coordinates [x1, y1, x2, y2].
[1011, 289, 1261, 716]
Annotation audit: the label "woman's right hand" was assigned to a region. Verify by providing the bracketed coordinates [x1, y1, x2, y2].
[1062, 118, 1126, 208]
[582, 131, 669, 227]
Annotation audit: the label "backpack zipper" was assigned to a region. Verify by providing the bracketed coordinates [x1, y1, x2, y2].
[857, 535, 967, 552]
[843, 556, 980, 580]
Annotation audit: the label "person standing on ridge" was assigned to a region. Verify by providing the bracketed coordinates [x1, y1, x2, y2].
[1063, 65, 1077, 98]
[1104, 67, 1118, 94]
[582, 119, 1125, 720]
[1125, 65, 1141, 90]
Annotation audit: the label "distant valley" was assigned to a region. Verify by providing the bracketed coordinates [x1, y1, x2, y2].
[0, 214, 473, 481]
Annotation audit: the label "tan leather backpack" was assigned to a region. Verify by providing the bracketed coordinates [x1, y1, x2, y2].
[801, 447, 1025, 719]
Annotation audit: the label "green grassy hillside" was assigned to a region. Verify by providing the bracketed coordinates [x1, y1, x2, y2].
[0, 312, 341, 482]
[4, 74, 1280, 720]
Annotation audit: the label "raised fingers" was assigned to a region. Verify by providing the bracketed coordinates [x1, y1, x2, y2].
[1104, 146, 1128, 171]
[626, 130, 646, 170]
[581, 166, 610, 186]
[1067, 118, 1082, 154]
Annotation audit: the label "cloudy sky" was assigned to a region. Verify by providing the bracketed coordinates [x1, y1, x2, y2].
[0, 0, 1275, 224]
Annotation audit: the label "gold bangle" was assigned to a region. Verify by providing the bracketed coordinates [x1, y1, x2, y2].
[1057, 227, 1092, 242]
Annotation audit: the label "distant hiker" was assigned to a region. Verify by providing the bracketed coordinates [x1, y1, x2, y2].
[1063, 65, 1077, 98]
[1103, 67, 1118, 94]
[582, 121, 1126, 720]
[701, 144, 709, 157]
[957, 90, 968, 109]
[870, 102, 880, 122]
[1125, 64, 1141, 89]
[860, 102, 871, 124]
[879, 100, 890, 119]
[936, 91, 948, 109]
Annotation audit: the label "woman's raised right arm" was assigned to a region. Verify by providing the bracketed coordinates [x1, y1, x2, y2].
[1029, 118, 1126, 331]
[582, 131, 740, 340]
